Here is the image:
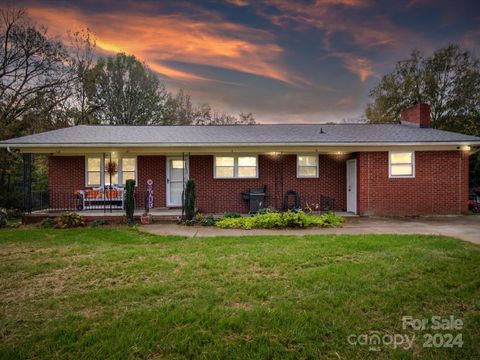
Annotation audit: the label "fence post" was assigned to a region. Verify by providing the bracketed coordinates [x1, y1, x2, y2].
[23, 153, 32, 213]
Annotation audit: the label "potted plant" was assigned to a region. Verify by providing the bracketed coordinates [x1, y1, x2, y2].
[141, 206, 152, 224]
[141, 191, 153, 224]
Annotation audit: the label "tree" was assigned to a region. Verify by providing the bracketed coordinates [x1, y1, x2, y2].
[366, 44, 480, 132]
[0, 7, 75, 207]
[365, 44, 480, 188]
[162, 89, 199, 125]
[162, 88, 256, 125]
[0, 7, 74, 132]
[93, 53, 167, 125]
[67, 29, 101, 125]
[207, 111, 255, 125]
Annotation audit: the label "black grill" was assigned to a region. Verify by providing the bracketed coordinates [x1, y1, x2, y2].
[242, 186, 267, 213]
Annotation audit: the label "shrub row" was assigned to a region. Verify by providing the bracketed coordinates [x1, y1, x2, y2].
[215, 210, 344, 229]
[40, 213, 109, 229]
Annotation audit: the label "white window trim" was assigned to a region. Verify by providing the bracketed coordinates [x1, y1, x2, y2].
[296, 154, 319, 178]
[213, 155, 259, 179]
[388, 151, 415, 178]
[120, 156, 138, 187]
[85, 154, 137, 187]
[85, 154, 102, 188]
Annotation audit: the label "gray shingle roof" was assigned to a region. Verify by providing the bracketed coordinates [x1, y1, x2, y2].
[1, 124, 480, 146]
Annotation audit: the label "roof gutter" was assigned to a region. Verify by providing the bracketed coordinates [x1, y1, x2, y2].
[2, 141, 480, 148]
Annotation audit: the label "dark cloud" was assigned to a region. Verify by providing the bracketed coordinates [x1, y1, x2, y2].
[10, 0, 480, 122]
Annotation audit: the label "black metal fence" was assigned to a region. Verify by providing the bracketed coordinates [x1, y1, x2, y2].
[27, 190, 149, 213]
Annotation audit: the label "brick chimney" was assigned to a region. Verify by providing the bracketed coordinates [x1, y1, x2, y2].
[400, 103, 431, 128]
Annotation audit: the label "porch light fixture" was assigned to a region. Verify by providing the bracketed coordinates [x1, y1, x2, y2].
[461, 145, 471, 151]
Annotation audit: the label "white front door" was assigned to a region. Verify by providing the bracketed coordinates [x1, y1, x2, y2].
[166, 157, 188, 207]
[346, 159, 357, 214]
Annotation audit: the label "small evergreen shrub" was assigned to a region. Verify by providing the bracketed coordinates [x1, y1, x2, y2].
[40, 217, 55, 228]
[184, 219, 195, 226]
[321, 211, 345, 227]
[54, 212, 85, 228]
[125, 179, 136, 224]
[90, 219, 109, 227]
[199, 214, 216, 226]
[224, 211, 241, 218]
[184, 179, 196, 221]
[282, 210, 309, 228]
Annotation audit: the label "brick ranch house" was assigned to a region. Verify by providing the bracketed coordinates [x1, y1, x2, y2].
[1, 104, 479, 216]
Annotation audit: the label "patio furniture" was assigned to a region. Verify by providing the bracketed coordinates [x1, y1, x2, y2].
[320, 195, 336, 212]
[75, 187, 125, 210]
[242, 186, 267, 213]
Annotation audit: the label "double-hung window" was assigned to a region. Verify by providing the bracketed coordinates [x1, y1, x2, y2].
[389, 151, 415, 178]
[86, 155, 137, 187]
[214, 156, 258, 178]
[86, 158, 101, 187]
[121, 157, 137, 185]
[297, 155, 319, 178]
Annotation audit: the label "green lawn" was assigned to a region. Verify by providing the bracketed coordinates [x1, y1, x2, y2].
[0, 228, 479, 359]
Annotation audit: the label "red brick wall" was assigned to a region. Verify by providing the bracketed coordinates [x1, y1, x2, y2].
[357, 151, 469, 216]
[190, 154, 347, 213]
[283, 154, 348, 212]
[190, 155, 275, 213]
[137, 155, 166, 209]
[47, 151, 469, 215]
[48, 156, 85, 209]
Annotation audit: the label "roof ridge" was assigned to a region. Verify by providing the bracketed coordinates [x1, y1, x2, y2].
[76, 123, 399, 127]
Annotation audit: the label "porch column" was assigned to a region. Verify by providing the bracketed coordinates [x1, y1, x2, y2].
[23, 153, 32, 213]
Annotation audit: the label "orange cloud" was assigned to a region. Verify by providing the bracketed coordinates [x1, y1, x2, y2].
[225, 0, 251, 6]
[340, 54, 375, 81]
[319, 51, 375, 81]
[27, 6, 299, 84]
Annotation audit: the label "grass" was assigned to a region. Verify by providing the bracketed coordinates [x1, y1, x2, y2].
[0, 228, 479, 359]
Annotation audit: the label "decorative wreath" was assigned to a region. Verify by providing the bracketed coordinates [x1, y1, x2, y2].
[105, 160, 118, 175]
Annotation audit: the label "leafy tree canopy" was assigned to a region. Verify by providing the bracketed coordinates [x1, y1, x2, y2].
[366, 44, 480, 188]
[366, 44, 480, 136]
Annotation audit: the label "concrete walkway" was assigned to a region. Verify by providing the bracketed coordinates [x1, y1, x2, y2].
[140, 216, 480, 245]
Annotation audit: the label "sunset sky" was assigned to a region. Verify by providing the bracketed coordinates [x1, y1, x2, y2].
[12, 0, 480, 123]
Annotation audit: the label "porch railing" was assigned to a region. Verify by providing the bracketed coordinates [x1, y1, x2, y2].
[28, 190, 149, 213]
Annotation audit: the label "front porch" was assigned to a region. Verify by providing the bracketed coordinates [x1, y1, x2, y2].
[22, 151, 359, 217]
